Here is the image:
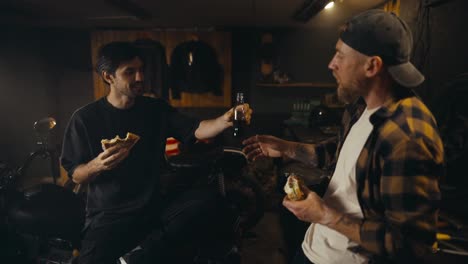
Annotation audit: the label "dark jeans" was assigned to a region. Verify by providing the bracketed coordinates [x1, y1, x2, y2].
[78, 188, 217, 264]
[291, 248, 314, 264]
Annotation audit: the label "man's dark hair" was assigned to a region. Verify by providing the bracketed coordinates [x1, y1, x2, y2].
[95, 41, 142, 76]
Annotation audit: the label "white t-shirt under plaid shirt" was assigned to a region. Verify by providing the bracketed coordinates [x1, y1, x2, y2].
[303, 107, 379, 264]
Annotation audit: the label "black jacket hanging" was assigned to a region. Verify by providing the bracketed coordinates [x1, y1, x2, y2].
[134, 38, 170, 100]
[170, 40, 223, 99]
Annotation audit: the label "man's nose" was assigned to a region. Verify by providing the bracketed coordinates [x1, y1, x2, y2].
[136, 71, 144, 81]
[329, 53, 341, 71]
[328, 58, 336, 71]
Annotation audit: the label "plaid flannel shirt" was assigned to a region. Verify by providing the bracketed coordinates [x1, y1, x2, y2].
[314, 89, 444, 261]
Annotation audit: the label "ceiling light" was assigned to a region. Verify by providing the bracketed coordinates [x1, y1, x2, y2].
[324, 1, 335, 9]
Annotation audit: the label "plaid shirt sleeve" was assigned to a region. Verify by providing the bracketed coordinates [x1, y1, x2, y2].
[358, 99, 444, 259]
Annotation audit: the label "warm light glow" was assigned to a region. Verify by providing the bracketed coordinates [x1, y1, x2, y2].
[325, 1, 334, 9]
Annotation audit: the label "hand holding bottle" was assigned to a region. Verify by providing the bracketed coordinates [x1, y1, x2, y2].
[233, 92, 251, 137]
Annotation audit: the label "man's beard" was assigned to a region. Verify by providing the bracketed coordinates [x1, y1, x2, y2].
[337, 85, 359, 104]
[130, 81, 144, 96]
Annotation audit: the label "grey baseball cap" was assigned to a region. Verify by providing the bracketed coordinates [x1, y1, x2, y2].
[340, 9, 424, 87]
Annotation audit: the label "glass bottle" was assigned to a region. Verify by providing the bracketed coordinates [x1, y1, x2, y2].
[233, 92, 245, 138]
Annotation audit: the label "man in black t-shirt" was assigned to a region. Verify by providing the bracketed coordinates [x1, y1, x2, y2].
[61, 41, 252, 264]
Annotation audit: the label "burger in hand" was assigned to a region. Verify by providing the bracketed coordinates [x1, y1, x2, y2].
[284, 174, 306, 201]
[101, 132, 140, 151]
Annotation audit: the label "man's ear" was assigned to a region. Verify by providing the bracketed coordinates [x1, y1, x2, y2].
[364, 56, 383, 78]
[102, 71, 114, 85]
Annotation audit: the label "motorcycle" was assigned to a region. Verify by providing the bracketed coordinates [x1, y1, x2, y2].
[0, 117, 85, 264]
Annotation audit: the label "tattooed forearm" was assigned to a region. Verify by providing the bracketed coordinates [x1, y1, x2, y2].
[326, 212, 362, 244]
[292, 143, 318, 167]
[336, 214, 360, 226]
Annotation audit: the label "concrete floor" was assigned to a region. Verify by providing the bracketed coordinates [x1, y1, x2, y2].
[241, 211, 288, 264]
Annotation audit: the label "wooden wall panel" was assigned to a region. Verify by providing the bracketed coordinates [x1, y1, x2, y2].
[90, 31, 232, 108]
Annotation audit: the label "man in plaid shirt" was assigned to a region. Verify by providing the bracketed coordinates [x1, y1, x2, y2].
[243, 9, 443, 263]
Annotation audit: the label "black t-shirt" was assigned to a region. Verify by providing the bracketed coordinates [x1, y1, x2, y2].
[60, 96, 199, 218]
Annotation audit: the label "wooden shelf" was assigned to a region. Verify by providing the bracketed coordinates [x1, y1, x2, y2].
[256, 82, 336, 88]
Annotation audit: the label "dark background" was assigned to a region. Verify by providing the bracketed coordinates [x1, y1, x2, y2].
[1, 0, 467, 186]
